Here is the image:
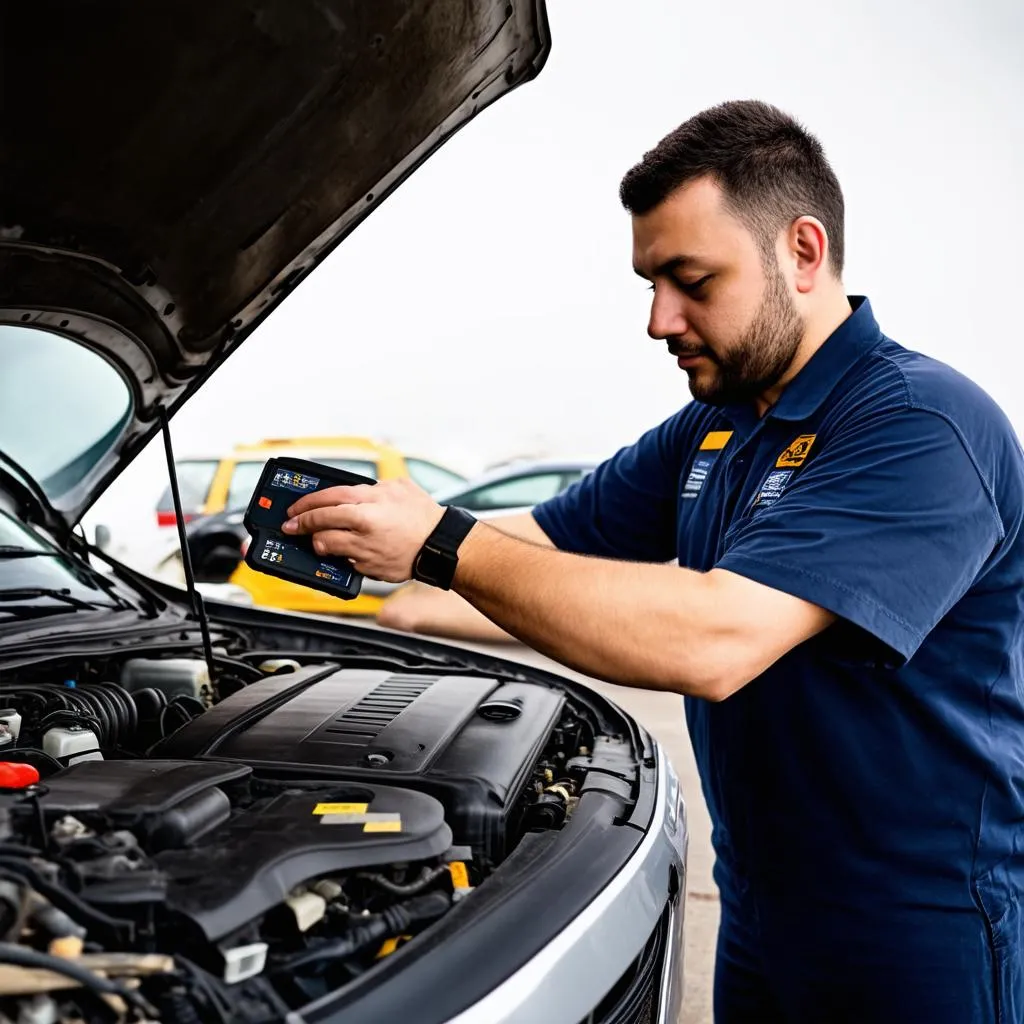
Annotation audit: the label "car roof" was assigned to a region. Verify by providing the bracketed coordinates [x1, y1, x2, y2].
[175, 437, 397, 463]
[433, 457, 598, 501]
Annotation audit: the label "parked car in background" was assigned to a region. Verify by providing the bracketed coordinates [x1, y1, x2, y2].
[151, 439, 467, 616]
[435, 458, 597, 516]
[160, 458, 598, 612]
[155, 435, 466, 528]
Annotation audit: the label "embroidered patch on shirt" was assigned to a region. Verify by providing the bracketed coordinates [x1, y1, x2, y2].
[776, 434, 817, 468]
[752, 468, 794, 509]
[683, 431, 733, 499]
[699, 430, 733, 451]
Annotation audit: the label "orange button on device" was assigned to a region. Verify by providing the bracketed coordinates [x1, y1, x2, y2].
[259, 497, 273, 509]
[0, 763, 40, 789]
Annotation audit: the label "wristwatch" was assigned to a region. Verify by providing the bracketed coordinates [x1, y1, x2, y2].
[412, 506, 477, 589]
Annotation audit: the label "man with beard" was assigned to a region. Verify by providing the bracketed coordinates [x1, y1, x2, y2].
[282, 101, 1024, 1023]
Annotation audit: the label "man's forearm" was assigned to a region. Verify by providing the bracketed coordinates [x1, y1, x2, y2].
[281, 480, 834, 693]
[377, 583, 515, 642]
[376, 511, 552, 642]
[452, 522, 739, 698]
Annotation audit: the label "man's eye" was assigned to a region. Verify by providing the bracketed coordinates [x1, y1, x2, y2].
[679, 274, 713, 295]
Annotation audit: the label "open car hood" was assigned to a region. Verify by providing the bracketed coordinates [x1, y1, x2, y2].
[0, 1, 550, 530]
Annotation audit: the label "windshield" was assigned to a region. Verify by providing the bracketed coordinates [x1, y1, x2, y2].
[0, 511, 124, 621]
[0, 325, 133, 501]
[405, 458, 466, 494]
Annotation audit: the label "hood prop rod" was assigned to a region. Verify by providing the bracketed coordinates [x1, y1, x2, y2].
[158, 407, 217, 689]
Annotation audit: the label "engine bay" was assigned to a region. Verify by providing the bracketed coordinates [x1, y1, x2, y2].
[0, 622, 639, 1023]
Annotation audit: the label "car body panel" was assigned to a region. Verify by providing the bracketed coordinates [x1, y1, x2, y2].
[442, 751, 687, 1024]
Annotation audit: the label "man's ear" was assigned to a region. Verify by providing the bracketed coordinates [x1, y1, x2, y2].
[788, 215, 829, 294]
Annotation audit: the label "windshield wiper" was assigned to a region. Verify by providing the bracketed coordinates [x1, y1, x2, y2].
[0, 452, 57, 519]
[0, 587, 102, 610]
[0, 546, 56, 559]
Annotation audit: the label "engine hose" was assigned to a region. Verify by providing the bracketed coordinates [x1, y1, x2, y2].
[159, 702, 191, 739]
[158, 988, 204, 1024]
[73, 690, 112, 744]
[357, 865, 451, 896]
[0, 942, 158, 1017]
[2, 682, 160, 751]
[96, 682, 138, 738]
[173, 957, 235, 1024]
[39, 684, 86, 713]
[0, 844, 48, 858]
[87, 688, 120, 744]
[0, 859, 134, 945]
[70, 685, 131, 749]
[274, 891, 451, 974]
[38, 708, 104, 741]
[97, 685, 135, 746]
[0, 688, 58, 715]
[171, 694, 206, 718]
[130, 687, 168, 725]
[209, 655, 263, 682]
[114, 684, 140, 733]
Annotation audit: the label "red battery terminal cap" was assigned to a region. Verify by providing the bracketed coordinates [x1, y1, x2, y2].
[0, 763, 40, 789]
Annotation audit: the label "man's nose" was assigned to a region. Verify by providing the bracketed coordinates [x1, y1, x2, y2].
[647, 287, 689, 340]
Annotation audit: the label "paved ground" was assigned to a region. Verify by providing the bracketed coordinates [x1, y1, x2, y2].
[450, 641, 718, 1024]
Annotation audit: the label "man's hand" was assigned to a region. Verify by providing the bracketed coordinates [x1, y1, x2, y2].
[281, 478, 446, 583]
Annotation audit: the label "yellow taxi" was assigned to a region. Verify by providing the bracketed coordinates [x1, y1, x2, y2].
[155, 436, 465, 616]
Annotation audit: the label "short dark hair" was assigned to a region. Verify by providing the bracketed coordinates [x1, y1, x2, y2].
[619, 100, 845, 275]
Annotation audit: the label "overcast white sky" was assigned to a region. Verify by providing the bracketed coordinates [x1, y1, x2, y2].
[90, 0, 1024, 533]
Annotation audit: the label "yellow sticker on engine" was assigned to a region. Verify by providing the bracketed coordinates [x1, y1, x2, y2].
[449, 861, 470, 889]
[363, 819, 402, 833]
[313, 802, 368, 815]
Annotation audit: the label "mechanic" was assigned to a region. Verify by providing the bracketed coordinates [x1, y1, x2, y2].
[282, 100, 1024, 1024]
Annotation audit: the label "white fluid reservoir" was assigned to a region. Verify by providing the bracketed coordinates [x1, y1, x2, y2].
[42, 727, 102, 765]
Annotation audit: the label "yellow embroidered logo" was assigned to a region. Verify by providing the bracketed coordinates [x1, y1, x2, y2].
[776, 434, 817, 468]
[699, 430, 733, 452]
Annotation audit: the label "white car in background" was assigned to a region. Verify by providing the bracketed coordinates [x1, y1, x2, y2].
[435, 458, 597, 518]
[358, 459, 599, 601]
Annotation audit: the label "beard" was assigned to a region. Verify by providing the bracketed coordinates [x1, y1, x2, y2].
[681, 262, 804, 407]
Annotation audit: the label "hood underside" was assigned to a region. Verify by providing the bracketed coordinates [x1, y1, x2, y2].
[0, 0, 550, 526]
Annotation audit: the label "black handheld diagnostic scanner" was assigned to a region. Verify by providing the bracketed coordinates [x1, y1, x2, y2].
[242, 457, 376, 601]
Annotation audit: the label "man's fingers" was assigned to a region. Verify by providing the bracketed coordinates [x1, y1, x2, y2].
[308, 528, 359, 558]
[283, 503, 365, 535]
[287, 484, 375, 517]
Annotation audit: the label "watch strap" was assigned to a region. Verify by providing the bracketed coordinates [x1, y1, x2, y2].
[412, 506, 477, 589]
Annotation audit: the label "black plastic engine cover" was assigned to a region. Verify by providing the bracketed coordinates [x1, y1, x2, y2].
[155, 667, 565, 859]
[20, 759, 450, 943]
[19, 759, 251, 819]
[156, 783, 450, 941]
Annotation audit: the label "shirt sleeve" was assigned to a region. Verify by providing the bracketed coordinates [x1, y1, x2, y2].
[715, 408, 1004, 665]
[532, 411, 692, 562]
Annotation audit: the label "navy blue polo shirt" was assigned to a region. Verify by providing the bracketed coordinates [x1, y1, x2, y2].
[534, 296, 1024, 928]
